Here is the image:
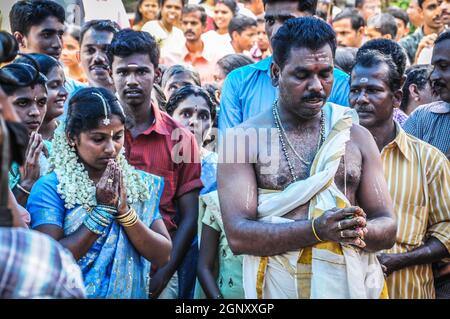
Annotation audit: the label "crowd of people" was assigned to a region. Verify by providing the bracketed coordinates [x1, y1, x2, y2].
[0, 0, 449, 299]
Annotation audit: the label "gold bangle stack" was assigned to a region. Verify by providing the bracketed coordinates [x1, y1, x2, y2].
[115, 207, 139, 227]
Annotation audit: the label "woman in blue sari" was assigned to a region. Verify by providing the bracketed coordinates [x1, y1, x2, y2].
[27, 87, 172, 298]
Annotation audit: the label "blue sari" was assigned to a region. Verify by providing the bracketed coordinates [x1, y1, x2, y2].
[27, 170, 164, 299]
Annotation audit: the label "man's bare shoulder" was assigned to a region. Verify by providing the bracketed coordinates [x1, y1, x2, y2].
[349, 123, 380, 156]
[237, 109, 274, 130]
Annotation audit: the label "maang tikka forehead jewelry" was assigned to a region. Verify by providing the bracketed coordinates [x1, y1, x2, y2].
[92, 92, 110, 125]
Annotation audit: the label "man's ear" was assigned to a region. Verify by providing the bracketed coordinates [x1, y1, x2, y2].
[393, 89, 403, 109]
[383, 34, 393, 40]
[409, 84, 421, 101]
[154, 66, 162, 84]
[270, 62, 280, 87]
[13, 31, 26, 48]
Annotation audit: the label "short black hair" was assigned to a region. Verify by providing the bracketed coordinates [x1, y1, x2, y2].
[161, 64, 201, 89]
[80, 19, 120, 45]
[263, 0, 318, 15]
[386, 6, 410, 27]
[357, 38, 407, 76]
[367, 13, 398, 39]
[160, 0, 187, 6]
[165, 85, 216, 122]
[353, 49, 402, 92]
[400, 64, 433, 112]
[108, 29, 160, 69]
[217, 53, 254, 77]
[228, 15, 257, 37]
[355, 0, 366, 8]
[418, 0, 425, 8]
[434, 29, 450, 45]
[333, 9, 366, 30]
[182, 4, 208, 25]
[66, 87, 126, 139]
[0, 63, 47, 95]
[335, 47, 358, 75]
[15, 53, 62, 76]
[272, 16, 336, 69]
[10, 0, 65, 36]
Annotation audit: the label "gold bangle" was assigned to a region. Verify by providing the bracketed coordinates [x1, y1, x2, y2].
[115, 206, 133, 221]
[16, 184, 31, 195]
[122, 214, 139, 227]
[311, 218, 323, 242]
[117, 207, 138, 225]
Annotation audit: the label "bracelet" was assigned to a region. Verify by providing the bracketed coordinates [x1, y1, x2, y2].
[96, 204, 118, 215]
[16, 183, 31, 195]
[311, 218, 324, 242]
[116, 207, 139, 227]
[83, 215, 107, 235]
[83, 207, 115, 235]
[93, 207, 115, 224]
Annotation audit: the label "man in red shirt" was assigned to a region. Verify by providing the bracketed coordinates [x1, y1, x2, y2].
[108, 29, 203, 299]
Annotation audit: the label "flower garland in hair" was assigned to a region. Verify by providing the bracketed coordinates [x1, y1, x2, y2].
[49, 124, 150, 209]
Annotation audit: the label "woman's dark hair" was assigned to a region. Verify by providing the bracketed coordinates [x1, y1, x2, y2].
[217, 53, 254, 77]
[134, 0, 159, 25]
[400, 65, 433, 112]
[0, 63, 47, 96]
[165, 85, 216, 122]
[15, 53, 62, 76]
[216, 0, 238, 15]
[65, 87, 126, 138]
[65, 23, 81, 42]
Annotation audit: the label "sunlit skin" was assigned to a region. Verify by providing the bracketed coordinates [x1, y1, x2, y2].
[365, 26, 393, 40]
[333, 18, 365, 47]
[420, 0, 444, 35]
[15, 16, 64, 60]
[407, 0, 424, 28]
[80, 29, 115, 89]
[440, 0, 450, 26]
[69, 115, 124, 180]
[139, 0, 160, 22]
[358, 0, 382, 22]
[394, 18, 410, 41]
[182, 11, 206, 43]
[256, 22, 270, 52]
[171, 95, 212, 147]
[271, 45, 334, 120]
[214, 3, 234, 34]
[8, 85, 48, 135]
[160, 0, 183, 31]
[39, 66, 68, 140]
[349, 64, 401, 129]
[231, 26, 257, 53]
[163, 72, 199, 99]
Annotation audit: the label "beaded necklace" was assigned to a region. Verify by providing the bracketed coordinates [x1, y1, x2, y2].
[272, 99, 326, 183]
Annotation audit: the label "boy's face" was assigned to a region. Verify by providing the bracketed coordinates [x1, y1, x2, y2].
[16, 16, 65, 60]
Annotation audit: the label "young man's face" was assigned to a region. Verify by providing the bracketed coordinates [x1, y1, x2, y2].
[181, 11, 206, 42]
[16, 16, 64, 60]
[264, 1, 311, 43]
[256, 22, 270, 51]
[333, 18, 364, 48]
[349, 63, 401, 128]
[420, 0, 443, 31]
[359, 0, 382, 21]
[272, 44, 334, 120]
[440, 0, 450, 26]
[394, 18, 409, 41]
[233, 26, 257, 53]
[112, 53, 159, 108]
[365, 26, 392, 41]
[407, 0, 424, 28]
[80, 29, 114, 86]
[430, 39, 450, 103]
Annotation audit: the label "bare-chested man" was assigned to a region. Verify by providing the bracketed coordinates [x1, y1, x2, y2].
[218, 17, 397, 299]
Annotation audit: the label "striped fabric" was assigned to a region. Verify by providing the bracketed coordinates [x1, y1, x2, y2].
[0, 228, 86, 298]
[381, 124, 450, 299]
[404, 101, 450, 157]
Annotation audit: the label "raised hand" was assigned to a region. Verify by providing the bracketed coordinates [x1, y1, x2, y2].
[20, 131, 44, 190]
[96, 159, 120, 207]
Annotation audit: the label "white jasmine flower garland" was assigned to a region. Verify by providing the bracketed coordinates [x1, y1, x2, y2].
[49, 124, 150, 209]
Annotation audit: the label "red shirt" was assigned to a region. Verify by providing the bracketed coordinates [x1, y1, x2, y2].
[124, 103, 203, 235]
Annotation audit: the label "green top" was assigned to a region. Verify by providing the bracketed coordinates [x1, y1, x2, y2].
[195, 191, 245, 299]
[399, 27, 424, 63]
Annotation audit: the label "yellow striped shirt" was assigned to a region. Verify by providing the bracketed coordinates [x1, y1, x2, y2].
[381, 124, 450, 299]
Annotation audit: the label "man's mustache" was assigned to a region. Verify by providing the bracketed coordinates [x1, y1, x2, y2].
[302, 92, 327, 101]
